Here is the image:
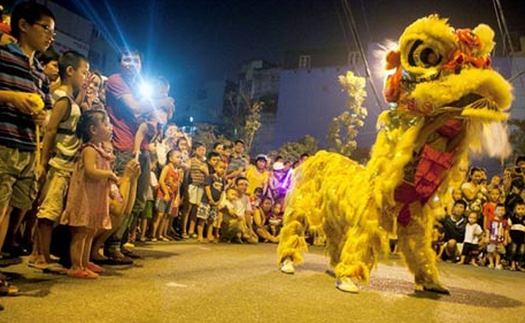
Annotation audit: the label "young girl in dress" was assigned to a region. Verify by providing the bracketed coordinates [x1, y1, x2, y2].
[153, 149, 183, 241]
[61, 110, 118, 279]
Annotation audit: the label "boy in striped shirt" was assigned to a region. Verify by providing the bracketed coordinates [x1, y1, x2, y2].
[0, 2, 55, 296]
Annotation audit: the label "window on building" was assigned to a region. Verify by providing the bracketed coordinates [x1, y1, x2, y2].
[299, 55, 311, 69]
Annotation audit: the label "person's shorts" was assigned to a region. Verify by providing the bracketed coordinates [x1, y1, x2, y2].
[156, 198, 171, 214]
[196, 203, 218, 221]
[141, 200, 155, 219]
[0, 145, 38, 210]
[37, 167, 72, 222]
[487, 243, 506, 255]
[188, 184, 204, 205]
[156, 197, 179, 216]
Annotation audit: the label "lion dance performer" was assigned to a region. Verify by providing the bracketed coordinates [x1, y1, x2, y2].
[277, 15, 513, 294]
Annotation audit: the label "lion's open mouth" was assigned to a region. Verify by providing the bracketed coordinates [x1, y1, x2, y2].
[446, 93, 500, 113]
[445, 93, 483, 108]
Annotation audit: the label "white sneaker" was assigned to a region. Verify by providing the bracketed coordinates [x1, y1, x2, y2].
[335, 276, 359, 293]
[280, 258, 295, 274]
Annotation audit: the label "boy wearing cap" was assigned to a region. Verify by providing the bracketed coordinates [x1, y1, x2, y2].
[246, 154, 270, 199]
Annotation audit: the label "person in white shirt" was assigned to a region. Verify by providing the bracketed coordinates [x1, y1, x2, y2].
[458, 211, 484, 266]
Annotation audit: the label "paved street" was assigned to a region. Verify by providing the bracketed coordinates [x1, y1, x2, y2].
[1, 242, 524, 323]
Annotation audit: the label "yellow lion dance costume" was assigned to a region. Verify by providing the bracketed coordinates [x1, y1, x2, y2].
[277, 15, 513, 294]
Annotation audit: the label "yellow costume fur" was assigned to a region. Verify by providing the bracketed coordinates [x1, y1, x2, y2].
[277, 15, 513, 293]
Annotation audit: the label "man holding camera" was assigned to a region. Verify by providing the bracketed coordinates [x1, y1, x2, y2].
[101, 49, 174, 264]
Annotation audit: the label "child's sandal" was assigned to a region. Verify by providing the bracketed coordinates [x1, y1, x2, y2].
[0, 280, 19, 296]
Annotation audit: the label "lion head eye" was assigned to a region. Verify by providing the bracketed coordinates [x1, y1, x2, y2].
[420, 48, 441, 67]
[407, 40, 442, 68]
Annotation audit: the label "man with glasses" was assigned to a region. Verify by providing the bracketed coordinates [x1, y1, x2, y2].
[0, 1, 55, 304]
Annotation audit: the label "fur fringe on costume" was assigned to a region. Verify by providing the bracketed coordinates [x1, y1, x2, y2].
[277, 15, 513, 290]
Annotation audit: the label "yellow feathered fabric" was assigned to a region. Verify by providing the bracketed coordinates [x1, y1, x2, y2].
[277, 15, 513, 292]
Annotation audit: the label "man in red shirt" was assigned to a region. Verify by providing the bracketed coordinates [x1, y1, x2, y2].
[101, 49, 174, 263]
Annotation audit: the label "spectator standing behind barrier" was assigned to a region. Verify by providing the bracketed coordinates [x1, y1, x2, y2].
[212, 141, 224, 158]
[30, 51, 89, 274]
[36, 47, 60, 93]
[152, 149, 183, 241]
[222, 144, 232, 168]
[269, 161, 290, 205]
[156, 123, 178, 166]
[206, 151, 221, 175]
[508, 201, 525, 271]
[226, 139, 248, 181]
[196, 160, 226, 243]
[181, 142, 208, 239]
[482, 186, 502, 230]
[176, 136, 191, 168]
[19, 46, 61, 257]
[60, 110, 118, 279]
[127, 105, 168, 245]
[486, 204, 509, 270]
[461, 167, 488, 213]
[103, 49, 174, 264]
[0, 2, 55, 300]
[246, 154, 271, 199]
[457, 211, 483, 266]
[82, 71, 105, 110]
[505, 177, 525, 218]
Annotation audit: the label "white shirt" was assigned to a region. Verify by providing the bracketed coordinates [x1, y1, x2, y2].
[464, 222, 483, 244]
[233, 194, 252, 218]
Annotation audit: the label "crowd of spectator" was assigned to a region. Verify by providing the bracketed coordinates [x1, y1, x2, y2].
[431, 163, 525, 272]
[0, 2, 301, 310]
[0, 1, 524, 311]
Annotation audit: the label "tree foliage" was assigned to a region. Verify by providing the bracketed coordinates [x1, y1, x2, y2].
[224, 91, 263, 153]
[192, 123, 229, 150]
[269, 135, 319, 163]
[326, 71, 368, 158]
[242, 99, 263, 153]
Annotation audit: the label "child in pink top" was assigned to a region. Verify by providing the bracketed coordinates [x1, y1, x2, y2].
[61, 110, 119, 278]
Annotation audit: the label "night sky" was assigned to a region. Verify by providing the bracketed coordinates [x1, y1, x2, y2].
[51, 0, 525, 81]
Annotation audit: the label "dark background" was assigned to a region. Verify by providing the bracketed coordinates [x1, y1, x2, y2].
[44, 0, 525, 80]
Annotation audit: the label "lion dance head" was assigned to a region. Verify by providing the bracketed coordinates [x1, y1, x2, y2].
[382, 15, 512, 158]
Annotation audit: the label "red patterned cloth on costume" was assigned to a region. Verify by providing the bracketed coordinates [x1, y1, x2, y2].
[61, 143, 112, 230]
